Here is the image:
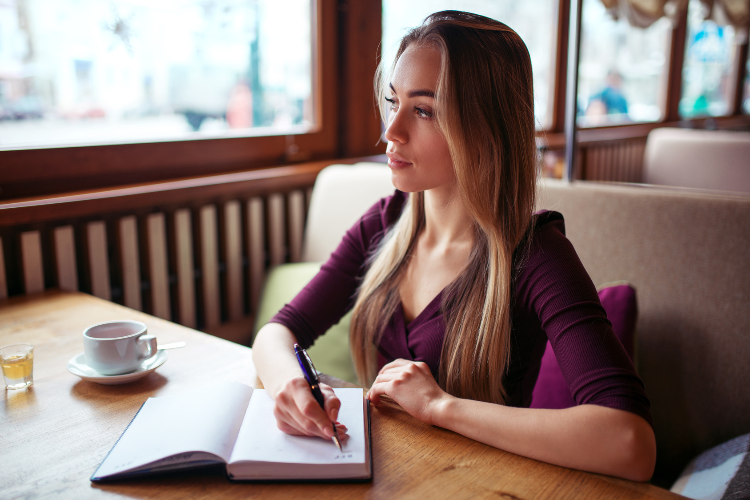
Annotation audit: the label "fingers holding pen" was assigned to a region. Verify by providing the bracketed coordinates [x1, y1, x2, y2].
[273, 385, 321, 438]
[320, 383, 341, 422]
[274, 376, 342, 439]
[273, 402, 347, 437]
[293, 380, 337, 438]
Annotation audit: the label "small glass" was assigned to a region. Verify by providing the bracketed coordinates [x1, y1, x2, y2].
[1, 344, 34, 390]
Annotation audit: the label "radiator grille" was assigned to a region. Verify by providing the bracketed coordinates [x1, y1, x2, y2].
[0, 189, 311, 342]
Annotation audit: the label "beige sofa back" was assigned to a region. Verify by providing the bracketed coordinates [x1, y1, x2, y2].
[303, 163, 395, 262]
[643, 128, 750, 195]
[538, 179, 750, 482]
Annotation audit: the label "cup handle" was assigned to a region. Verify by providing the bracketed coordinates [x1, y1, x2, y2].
[137, 335, 158, 361]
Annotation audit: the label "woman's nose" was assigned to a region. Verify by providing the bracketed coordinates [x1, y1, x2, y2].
[384, 109, 407, 144]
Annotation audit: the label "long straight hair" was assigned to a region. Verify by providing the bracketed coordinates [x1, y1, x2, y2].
[349, 11, 538, 405]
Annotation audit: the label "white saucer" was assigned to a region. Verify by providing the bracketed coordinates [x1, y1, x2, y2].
[67, 350, 168, 385]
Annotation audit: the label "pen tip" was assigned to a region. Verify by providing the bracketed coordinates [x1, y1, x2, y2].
[332, 429, 343, 451]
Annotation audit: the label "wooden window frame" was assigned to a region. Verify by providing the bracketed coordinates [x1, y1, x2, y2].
[0, 0, 387, 201]
[541, 0, 750, 150]
[2, 0, 748, 200]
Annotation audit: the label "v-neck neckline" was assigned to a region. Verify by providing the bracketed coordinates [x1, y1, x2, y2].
[400, 289, 445, 330]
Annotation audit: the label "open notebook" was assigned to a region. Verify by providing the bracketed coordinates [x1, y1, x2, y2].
[91, 382, 371, 482]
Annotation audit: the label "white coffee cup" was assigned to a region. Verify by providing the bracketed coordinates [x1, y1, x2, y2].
[83, 321, 157, 375]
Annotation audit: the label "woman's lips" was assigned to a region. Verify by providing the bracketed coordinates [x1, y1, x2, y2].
[387, 152, 412, 170]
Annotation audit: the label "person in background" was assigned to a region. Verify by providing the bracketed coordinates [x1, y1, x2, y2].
[226, 80, 253, 129]
[253, 11, 656, 482]
[586, 70, 629, 122]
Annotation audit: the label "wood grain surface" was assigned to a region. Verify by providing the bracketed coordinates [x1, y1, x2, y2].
[0, 291, 682, 499]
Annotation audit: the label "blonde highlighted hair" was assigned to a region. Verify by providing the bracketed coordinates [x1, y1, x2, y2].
[349, 11, 538, 405]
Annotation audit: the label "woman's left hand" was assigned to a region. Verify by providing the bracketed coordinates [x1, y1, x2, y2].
[366, 358, 453, 426]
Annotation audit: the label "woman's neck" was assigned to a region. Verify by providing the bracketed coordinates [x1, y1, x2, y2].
[421, 183, 474, 248]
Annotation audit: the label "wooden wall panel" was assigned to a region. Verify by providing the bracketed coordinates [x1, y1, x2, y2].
[174, 209, 196, 329]
[53, 226, 78, 292]
[0, 237, 6, 300]
[146, 213, 170, 320]
[0, 162, 340, 228]
[223, 201, 244, 321]
[580, 139, 646, 183]
[118, 216, 142, 311]
[267, 193, 286, 267]
[21, 231, 44, 294]
[603, 145, 613, 181]
[247, 198, 265, 313]
[199, 205, 221, 329]
[86, 221, 111, 301]
[287, 190, 305, 263]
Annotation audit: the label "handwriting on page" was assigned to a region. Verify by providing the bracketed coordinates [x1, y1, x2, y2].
[110, 459, 135, 471]
[229, 388, 366, 465]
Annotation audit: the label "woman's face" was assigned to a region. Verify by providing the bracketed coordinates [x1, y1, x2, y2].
[384, 44, 454, 193]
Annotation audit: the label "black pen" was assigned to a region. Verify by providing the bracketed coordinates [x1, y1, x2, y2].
[293, 343, 343, 451]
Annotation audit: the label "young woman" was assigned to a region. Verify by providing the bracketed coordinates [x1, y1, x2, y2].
[252, 11, 656, 481]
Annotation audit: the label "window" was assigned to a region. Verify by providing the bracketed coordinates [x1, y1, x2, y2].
[0, 1, 341, 200]
[679, 0, 737, 118]
[576, 0, 672, 127]
[0, 0, 314, 150]
[381, 0, 558, 128]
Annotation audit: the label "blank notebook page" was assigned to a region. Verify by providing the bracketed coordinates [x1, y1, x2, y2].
[95, 382, 253, 478]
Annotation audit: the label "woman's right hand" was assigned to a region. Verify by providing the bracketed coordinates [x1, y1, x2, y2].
[272, 376, 346, 439]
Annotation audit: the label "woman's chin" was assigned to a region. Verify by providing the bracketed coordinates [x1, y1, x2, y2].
[389, 173, 420, 193]
[390, 172, 453, 194]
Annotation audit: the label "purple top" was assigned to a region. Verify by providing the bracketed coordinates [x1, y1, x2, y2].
[271, 191, 652, 426]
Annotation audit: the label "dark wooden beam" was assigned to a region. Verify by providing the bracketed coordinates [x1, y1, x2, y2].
[550, 0, 571, 133]
[564, 0, 583, 181]
[337, 0, 386, 158]
[730, 40, 749, 115]
[664, 7, 688, 122]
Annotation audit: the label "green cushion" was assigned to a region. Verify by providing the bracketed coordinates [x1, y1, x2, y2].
[253, 262, 357, 384]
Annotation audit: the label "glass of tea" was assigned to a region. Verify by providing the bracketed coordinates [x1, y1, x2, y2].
[1, 344, 34, 390]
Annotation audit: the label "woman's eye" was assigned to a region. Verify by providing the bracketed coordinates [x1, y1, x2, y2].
[415, 107, 433, 118]
[385, 97, 398, 111]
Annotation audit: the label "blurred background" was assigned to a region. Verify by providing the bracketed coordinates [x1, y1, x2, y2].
[0, 0, 747, 153]
[0, 0, 313, 148]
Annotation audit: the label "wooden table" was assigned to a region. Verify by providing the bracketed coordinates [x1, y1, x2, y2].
[0, 291, 682, 499]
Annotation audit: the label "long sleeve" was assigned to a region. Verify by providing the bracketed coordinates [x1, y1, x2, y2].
[515, 212, 653, 426]
[269, 191, 407, 348]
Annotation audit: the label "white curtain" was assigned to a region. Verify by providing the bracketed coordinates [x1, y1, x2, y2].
[600, 0, 750, 32]
[698, 0, 750, 38]
[599, 0, 689, 28]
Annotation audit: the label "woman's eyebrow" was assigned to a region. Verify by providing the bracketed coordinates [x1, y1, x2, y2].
[389, 83, 435, 98]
